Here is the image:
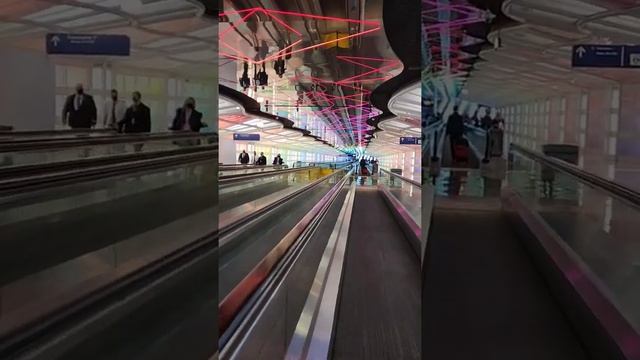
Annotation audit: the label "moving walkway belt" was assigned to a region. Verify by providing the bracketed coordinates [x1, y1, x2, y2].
[331, 188, 421, 360]
[424, 208, 588, 360]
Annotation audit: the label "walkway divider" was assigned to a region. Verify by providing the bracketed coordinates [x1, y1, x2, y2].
[285, 181, 356, 360]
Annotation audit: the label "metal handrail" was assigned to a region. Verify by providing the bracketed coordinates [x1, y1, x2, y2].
[511, 143, 640, 209]
[380, 168, 421, 187]
[0, 131, 215, 151]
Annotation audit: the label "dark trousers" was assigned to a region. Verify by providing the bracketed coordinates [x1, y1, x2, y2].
[449, 134, 461, 158]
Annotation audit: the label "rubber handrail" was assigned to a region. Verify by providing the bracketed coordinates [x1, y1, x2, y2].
[380, 168, 421, 187]
[0, 128, 114, 136]
[0, 132, 216, 151]
[0, 147, 217, 196]
[219, 166, 316, 184]
[218, 170, 343, 238]
[511, 143, 640, 209]
[0, 145, 218, 180]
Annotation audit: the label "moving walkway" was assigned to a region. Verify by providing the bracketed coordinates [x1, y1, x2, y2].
[0, 146, 217, 360]
[423, 143, 640, 359]
[218, 166, 422, 360]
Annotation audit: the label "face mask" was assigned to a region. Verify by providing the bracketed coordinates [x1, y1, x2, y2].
[76, 89, 84, 95]
[133, 97, 140, 103]
[111, 95, 117, 100]
[186, 103, 194, 109]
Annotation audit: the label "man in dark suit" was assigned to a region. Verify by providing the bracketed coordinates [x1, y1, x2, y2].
[170, 97, 206, 132]
[118, 91, 151, 133]
[62, 83, 97, 128]
[446, 105, 465, 157]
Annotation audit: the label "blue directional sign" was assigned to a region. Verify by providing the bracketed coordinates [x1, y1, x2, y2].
[46, 33, 130, 56]
[572, 45, 640, 68]
[233, 133, 260, 141]
[400, 137, 421, 145]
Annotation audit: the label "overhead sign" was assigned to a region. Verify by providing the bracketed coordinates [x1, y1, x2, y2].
[400, 137, 421, 145]
[46, 33, 130, 56]
[233, 133, 260, 141]
[572, 45, 640, 68]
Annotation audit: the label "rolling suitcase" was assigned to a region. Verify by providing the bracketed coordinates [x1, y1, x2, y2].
[453, 138, 469, 163]
[361, 166, 370, 176]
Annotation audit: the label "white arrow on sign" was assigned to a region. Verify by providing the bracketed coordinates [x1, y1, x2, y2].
[576, 46, 587, 58]
[50, 35, 61, 47]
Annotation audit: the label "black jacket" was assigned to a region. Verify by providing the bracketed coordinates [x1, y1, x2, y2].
[170, 108, 204, 132]
[119, 103, 151, 133]
[481, 115, 492, 130]
[446, 112, 464, 137]
[239, 152, 250, 164]
[62, 93, 97, 128]
[273, 156, 283, 165]
[257, 155, 267, 165]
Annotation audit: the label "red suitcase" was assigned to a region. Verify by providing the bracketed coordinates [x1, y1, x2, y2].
[454, 144, 469, 163]
[361, 167, 370, 176]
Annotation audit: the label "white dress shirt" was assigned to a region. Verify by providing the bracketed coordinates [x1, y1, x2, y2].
[103, 98, 127, 128]
[182, 108, 192, 130]
[74, 94, 84, 110]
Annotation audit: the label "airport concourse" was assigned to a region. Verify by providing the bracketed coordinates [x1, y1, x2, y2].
[2, 0, 640, 359]
[0, 0, 423, 359]
[422, 0, 640, 360]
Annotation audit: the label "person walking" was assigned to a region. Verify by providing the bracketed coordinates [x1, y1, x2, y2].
[102, 89, 126, 129]
[62, 83, 97, 129]
[118, 91, 151, 133]
[446, 105, 465, 158]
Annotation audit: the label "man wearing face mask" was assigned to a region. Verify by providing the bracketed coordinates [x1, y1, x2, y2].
[170, 97, 205, 132]
[62, 83, 97, 128]
[118, 91, 151, 134]
[102, 89, 127, 129]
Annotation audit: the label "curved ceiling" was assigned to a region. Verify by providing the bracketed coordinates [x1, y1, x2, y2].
[464, 0, 640, 106]
[219, 0, 402, 148]
[218, 91, 342, 156]
[367, 81, 421, 157]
